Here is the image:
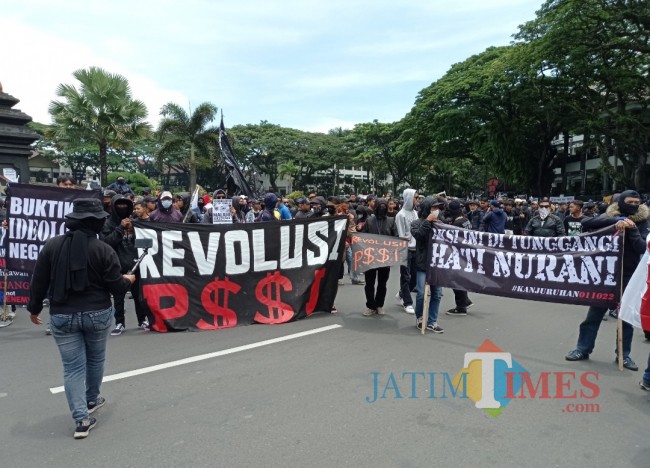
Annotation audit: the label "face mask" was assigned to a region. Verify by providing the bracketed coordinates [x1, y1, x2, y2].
[161, 200, 172, 209]
[619, 202, 639, 216]
[376, 205, 388, 217]
[538, 207, 549, 219]
[431, 209, 440, 219]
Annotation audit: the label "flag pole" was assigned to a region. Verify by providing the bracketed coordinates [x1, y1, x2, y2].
[617, 232, 625, 371]
[182, 186, 200, 223]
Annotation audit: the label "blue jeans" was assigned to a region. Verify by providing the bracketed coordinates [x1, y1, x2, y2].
[643, 353, 650, 385]
[576, 306, 633, 358]
[346, 247, 360, 282]
[415, 271, 442, 326]
[50, 307, 113, 422]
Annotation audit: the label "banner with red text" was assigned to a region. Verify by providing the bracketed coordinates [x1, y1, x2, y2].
[349, 233, 407, 273]
[3, 183, 101, 304]
[426, 225, 622, 307]
[134, 216, 348, 332]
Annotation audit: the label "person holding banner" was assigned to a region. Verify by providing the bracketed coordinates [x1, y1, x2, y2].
[100, 195, 150, 334]
[410, 197, 444, 333]
[361, 198, 397, 316]
[27, 198, 134, 439]
[446, 199, 474, 316]
[566, 190, 649, 370]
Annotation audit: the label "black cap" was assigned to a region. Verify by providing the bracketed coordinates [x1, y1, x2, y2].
[65, 198, 109, 220]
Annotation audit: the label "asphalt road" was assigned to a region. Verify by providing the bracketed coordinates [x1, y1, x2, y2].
[1, 268, 648, 468]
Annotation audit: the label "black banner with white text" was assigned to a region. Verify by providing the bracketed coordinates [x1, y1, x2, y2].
[426, 225, 622, 307]
[134, 216, 348, 332]
[3, 183, 101, 304]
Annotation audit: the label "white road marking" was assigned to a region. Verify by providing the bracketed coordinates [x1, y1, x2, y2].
[49, 324, 342, 394]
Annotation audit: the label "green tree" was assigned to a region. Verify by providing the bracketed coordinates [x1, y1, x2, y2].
[48, 66, 151, 186]
[516, 0, 650, 190]
[156, 102, 220, 193]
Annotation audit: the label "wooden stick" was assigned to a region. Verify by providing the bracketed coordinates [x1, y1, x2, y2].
[421, 283, 430, 335]
[617, 232, 625, 371]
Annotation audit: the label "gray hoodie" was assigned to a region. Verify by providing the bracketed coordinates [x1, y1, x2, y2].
[395, 188, 418, 249]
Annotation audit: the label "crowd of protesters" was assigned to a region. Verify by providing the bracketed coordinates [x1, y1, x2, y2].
[14, 176, 650, 437]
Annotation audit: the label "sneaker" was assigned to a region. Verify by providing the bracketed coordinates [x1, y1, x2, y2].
[351, 279, 365, 285]
[608, 308, 618, 319]
[376, 307, 385, 315]
[138, 320, 150, 331]
[565, 349, 589, 361]
[338, 280, 344, 286]
[74, 417, 97, 439]
[465, 301, 474, 310]
[331, 305, 338, 314]
[615, 356, 638, 371]
[363, 308, 377, 317]
[404, 305, 415, 314]
[446, 308, 467, 316]
[602, 315, 608, 321]
[87, 396, 106, 414]
[111, 324, 125, 336]
[416, 317, 423, 330]
[45, 324, 52, 335]
[640, 381, 650, 391]
[426, 323, 444, 333]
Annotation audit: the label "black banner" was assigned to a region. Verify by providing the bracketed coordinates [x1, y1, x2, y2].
[4, 183, 101, 304]
[134, 216, 348, 332]
[350, 233, 407, 273]
[426, 225, 622, 307]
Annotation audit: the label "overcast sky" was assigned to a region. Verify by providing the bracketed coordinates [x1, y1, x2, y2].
[1, 0, 542, 133]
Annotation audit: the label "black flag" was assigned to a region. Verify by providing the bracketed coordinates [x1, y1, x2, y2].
[219, 116, 255, 198]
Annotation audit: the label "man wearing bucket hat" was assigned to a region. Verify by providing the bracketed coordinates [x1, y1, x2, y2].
[27, 198, 135, 439]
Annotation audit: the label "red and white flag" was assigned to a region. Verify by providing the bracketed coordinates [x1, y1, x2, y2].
[619, 234, 650, 330]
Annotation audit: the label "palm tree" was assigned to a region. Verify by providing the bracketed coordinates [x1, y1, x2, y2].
[48, 66, 151, 186]
[156, 102, 219, 193]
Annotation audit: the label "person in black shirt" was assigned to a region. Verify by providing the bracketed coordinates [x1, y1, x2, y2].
[446, 200, 474, 316]
[564, 200, 585, 236]
[360, 198, 398, 316]
[28, 198, 134, 439]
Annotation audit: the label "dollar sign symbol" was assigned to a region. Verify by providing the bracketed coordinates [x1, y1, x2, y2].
[378, 248, 390, 263]
[254, 271, 295, 324]
[197, 277, 241, 329]
[363, 248, 375, 266]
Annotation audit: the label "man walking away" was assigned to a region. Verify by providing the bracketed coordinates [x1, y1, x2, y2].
[27, 199, 134, 438]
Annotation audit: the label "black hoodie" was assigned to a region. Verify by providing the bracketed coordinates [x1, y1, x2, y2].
[177, 192, 199, 223]
[100, 195, 137, 272]
[361, 198, 397, 236]
[410, 197, 439, 272]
